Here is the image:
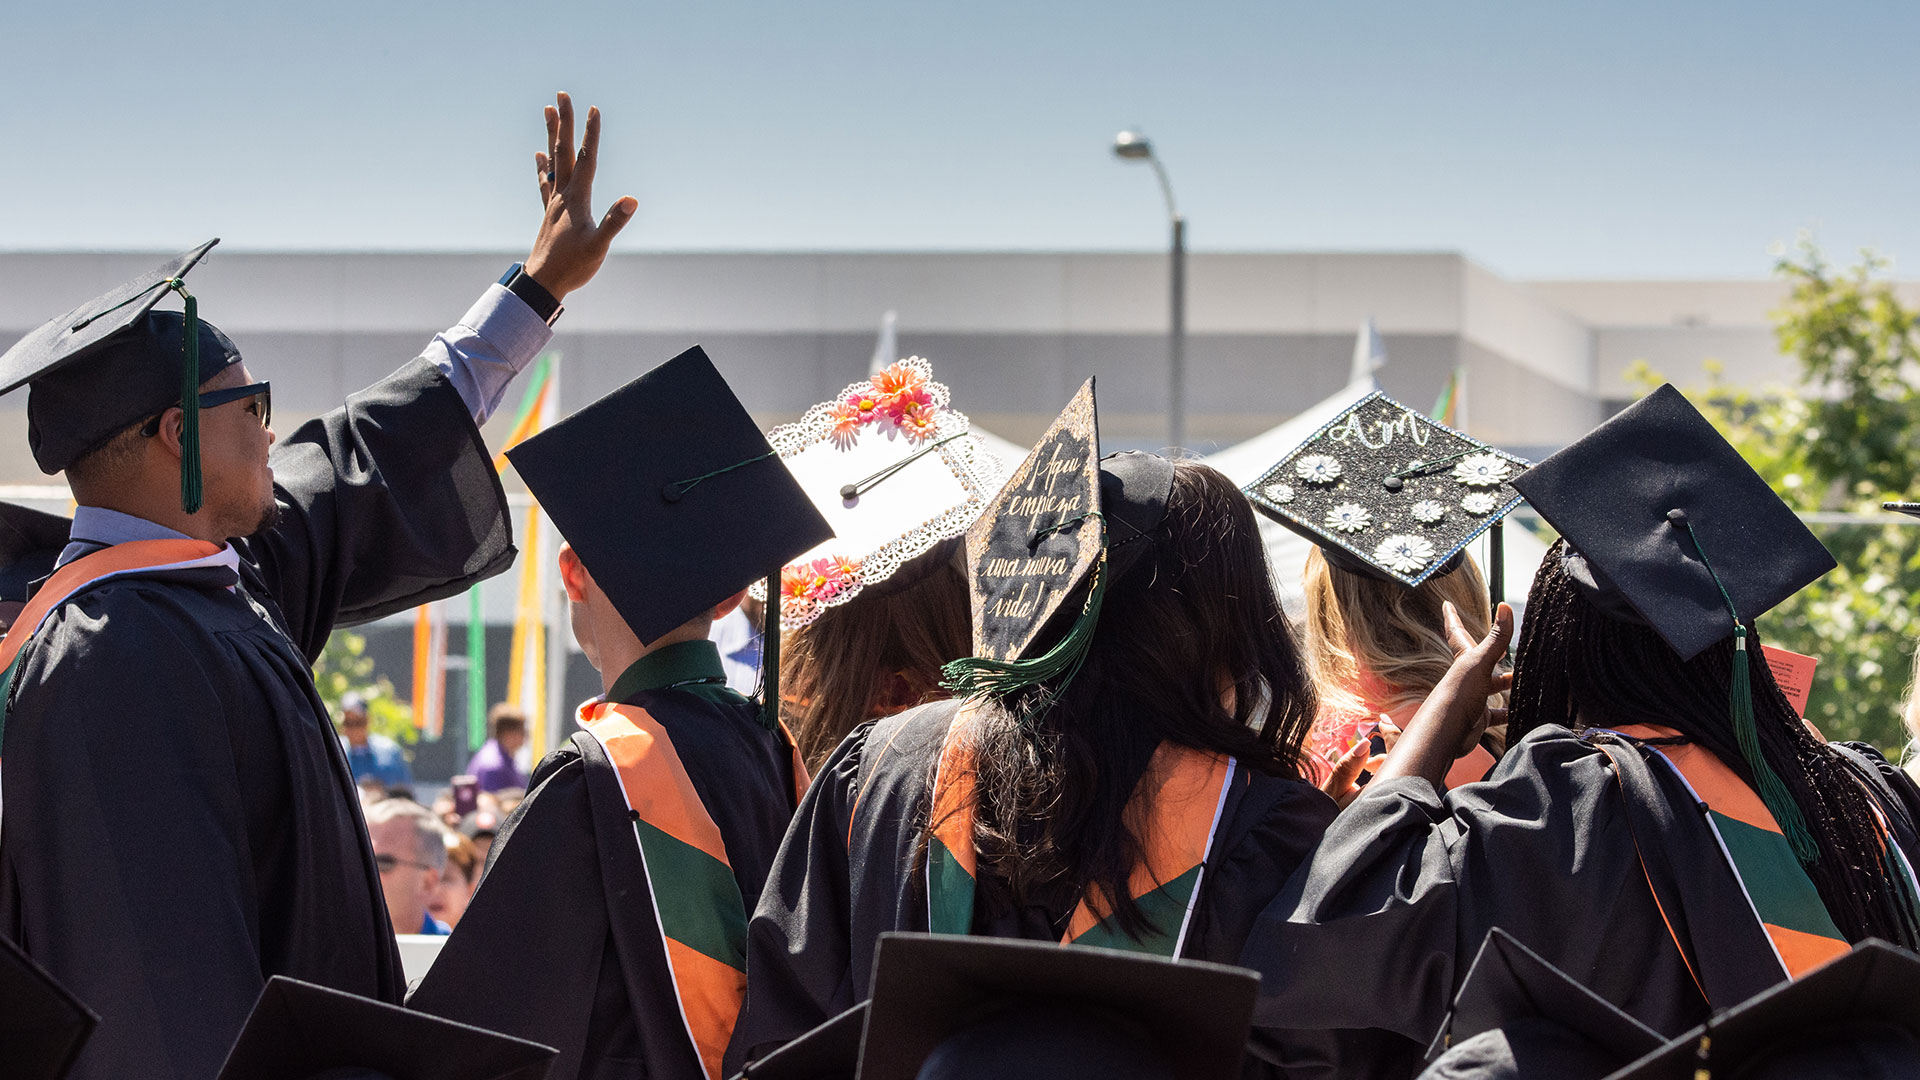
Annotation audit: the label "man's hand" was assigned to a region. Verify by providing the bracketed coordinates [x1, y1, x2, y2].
[524, 92, 638, 302]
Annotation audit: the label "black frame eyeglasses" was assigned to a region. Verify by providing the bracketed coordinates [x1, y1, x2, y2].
[142, 381, 272, 437]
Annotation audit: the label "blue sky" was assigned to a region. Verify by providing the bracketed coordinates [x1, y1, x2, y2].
[1, 1, 1914, 277]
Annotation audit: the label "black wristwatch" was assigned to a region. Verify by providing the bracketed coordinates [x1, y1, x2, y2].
[499, 262, 564, 326]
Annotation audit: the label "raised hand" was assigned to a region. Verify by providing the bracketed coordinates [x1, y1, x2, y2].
[524, 92, 638, 302]
[1371, 602, 1514, 789]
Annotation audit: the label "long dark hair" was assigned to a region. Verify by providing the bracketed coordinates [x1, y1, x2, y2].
[929, 460, 1318, 940]
[1510, 540, 1920, 948]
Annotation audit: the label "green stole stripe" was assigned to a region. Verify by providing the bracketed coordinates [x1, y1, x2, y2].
[1064, 865, 1202, 954]
[1710, 811, 1845, 942]
[631, 819, 749, 971]
[927, 840, 976, 937]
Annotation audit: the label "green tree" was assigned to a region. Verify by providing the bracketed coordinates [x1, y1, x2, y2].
[311, 630, 417, 751]
[1629, 235, 1920, 753]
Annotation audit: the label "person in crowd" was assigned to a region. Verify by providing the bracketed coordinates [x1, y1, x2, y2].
[0, 91, 634, 1080]
[1299, 547, 1502, 794]
[0, 502, 69, 631]
[1238, 385, 1920, 1079]
[432, 829, 483, 930]
[710, 593, 764, 695]
[468, 703, 531, 793]
[410, 347, 832, 1080]
[337, 691, 414, 790]
[366, 799, 452, 936]
[764, 356, 1003, 770]
[458, 807, 503, 866]
[729, 383, 1344, 1076]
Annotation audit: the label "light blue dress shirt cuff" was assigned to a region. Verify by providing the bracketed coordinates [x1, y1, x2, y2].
[424, 283, 555, 424]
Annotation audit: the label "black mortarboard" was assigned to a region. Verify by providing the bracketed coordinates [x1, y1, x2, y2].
[729, 1002, 866, 1080]
[1606, 939, 1920, 1080]
[1244, 391, 1529, 587]
[1883, 501, 1920, 519]
[940, 378, 1176, 719]
[1511, 384, 1834, 663]
[0, 503, 71, 605]
[856, 932, 1257, 1080]
[0, 241, 240, 512]
[215, 975, 556, 1080]
[1420, 929, 1661, 1080]
[505, 345, 834, 647]
[0, 934, 98, 1080]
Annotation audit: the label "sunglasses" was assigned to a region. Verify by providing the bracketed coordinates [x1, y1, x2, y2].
[141, 381, 272, 437]
[375, 853, 435, 874]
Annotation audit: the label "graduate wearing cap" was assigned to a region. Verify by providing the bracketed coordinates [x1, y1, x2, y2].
[1240, 385, 1920, 1079]
[0, 502, 72, 630]
[1242, 391, 1525, 794]
[409, 347, 832, 1080]
[760, 356, 1007, 769]
[730, 380, 1352, 1076]
[0, 93, 635, 1080]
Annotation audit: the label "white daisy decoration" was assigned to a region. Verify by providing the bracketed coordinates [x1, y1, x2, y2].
[1452, 453, 1511, 488]
[1263, 481, 1297, 505]
[1325, 503, 1372, 533]
[1411, 500, 1447, 525]
[1461, 492, 1500, 516]
[1295, 454, 1343, 485]
[1374, 534, 1436, 575]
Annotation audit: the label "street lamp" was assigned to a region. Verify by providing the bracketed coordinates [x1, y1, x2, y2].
[1113, 129, 1186, 451]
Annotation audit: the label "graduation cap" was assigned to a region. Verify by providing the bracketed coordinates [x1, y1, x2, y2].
[0, 502, 71, 606]
[756, 357, 1006, 630]
[216, 976, 554, 1080]
[1882, 502, 1920, 518]
[858, 932, 1257, 1080]
[505, 346, 834, 721]
[1510, 383, 1836, 862]
[938, 379, 1176, 723]
[0, 933, 98, 1080]
[1605, 939, 1920, 1080]
[1422, 929, 1661, 1080]
[0, 240, 240, 513]
[1243, 391, 1529, 589]
[732, 1002, 867, 1080]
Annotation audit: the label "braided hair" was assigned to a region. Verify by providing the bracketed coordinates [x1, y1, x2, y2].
[1510, 539, 1920, 949]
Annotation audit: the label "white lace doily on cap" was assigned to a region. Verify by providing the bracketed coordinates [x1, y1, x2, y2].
[750, 357, 1009, 629]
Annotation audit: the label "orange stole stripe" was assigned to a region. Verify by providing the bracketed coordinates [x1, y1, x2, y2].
[583, 704, 732, 867]
[1766, 922, 1852, 977]
[0, 539, 222, 672]
[665, 939, 749, 1080]
[778, 719, 812, 804]
[1064, 746, 1230, 942]
[929, 707, 981, 880]
[1617, 725, 1777, 834]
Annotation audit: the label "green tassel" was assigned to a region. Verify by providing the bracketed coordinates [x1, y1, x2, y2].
[941, 546, 1108, 731]
[759, 571, 781, 732]
[1729, 625, 1819, 865]
[177, 288, 203, 515]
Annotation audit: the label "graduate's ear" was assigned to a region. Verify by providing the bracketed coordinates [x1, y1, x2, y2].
[709, 588, 748, 621]
[557, 543, 593, 603]
[149, 406, 186, 462]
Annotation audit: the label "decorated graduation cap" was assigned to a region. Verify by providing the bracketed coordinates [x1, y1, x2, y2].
[0, 934, 98, 1080]
[1511, 383, 1836, 863]
[214, 975, 556, 1080]
[1421, 929, 1661, 1080]
[1243, 391, 1529, 589]
[0, 240, 240, 513]
[1606, 940, 1920, 1080]
[0, 503, 71, 606]
[859, 932, 1257, 1080]
[505, 345, 834, 721]
[939, 378, 1176, 723]
[754, 357, 1006, 630]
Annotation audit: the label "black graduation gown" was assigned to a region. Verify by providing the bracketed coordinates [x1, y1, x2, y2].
[408, 683, 802, 1080]
[727, 699, 1348, 1078]
[0, 358, 514, 1080]
[1236, 724, 1920, 1080]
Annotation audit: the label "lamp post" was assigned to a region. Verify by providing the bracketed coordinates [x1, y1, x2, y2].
[1113, 130, 1186, 451]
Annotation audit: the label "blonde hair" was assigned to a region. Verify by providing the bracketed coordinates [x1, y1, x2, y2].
[1302, 547, 1505, 743]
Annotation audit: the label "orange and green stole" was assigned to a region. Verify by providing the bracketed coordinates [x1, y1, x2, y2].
[576, 701, 810, 1080]
[1613, 723, 1909, 979]
[925, 707, 1236, 956]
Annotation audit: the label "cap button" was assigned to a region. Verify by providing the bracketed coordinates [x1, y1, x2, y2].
[1383, 476, 1404, 492]
[660, 483, 684, 503]
[1665, 508, 1689, 527]
[839, 484, 860, 500]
